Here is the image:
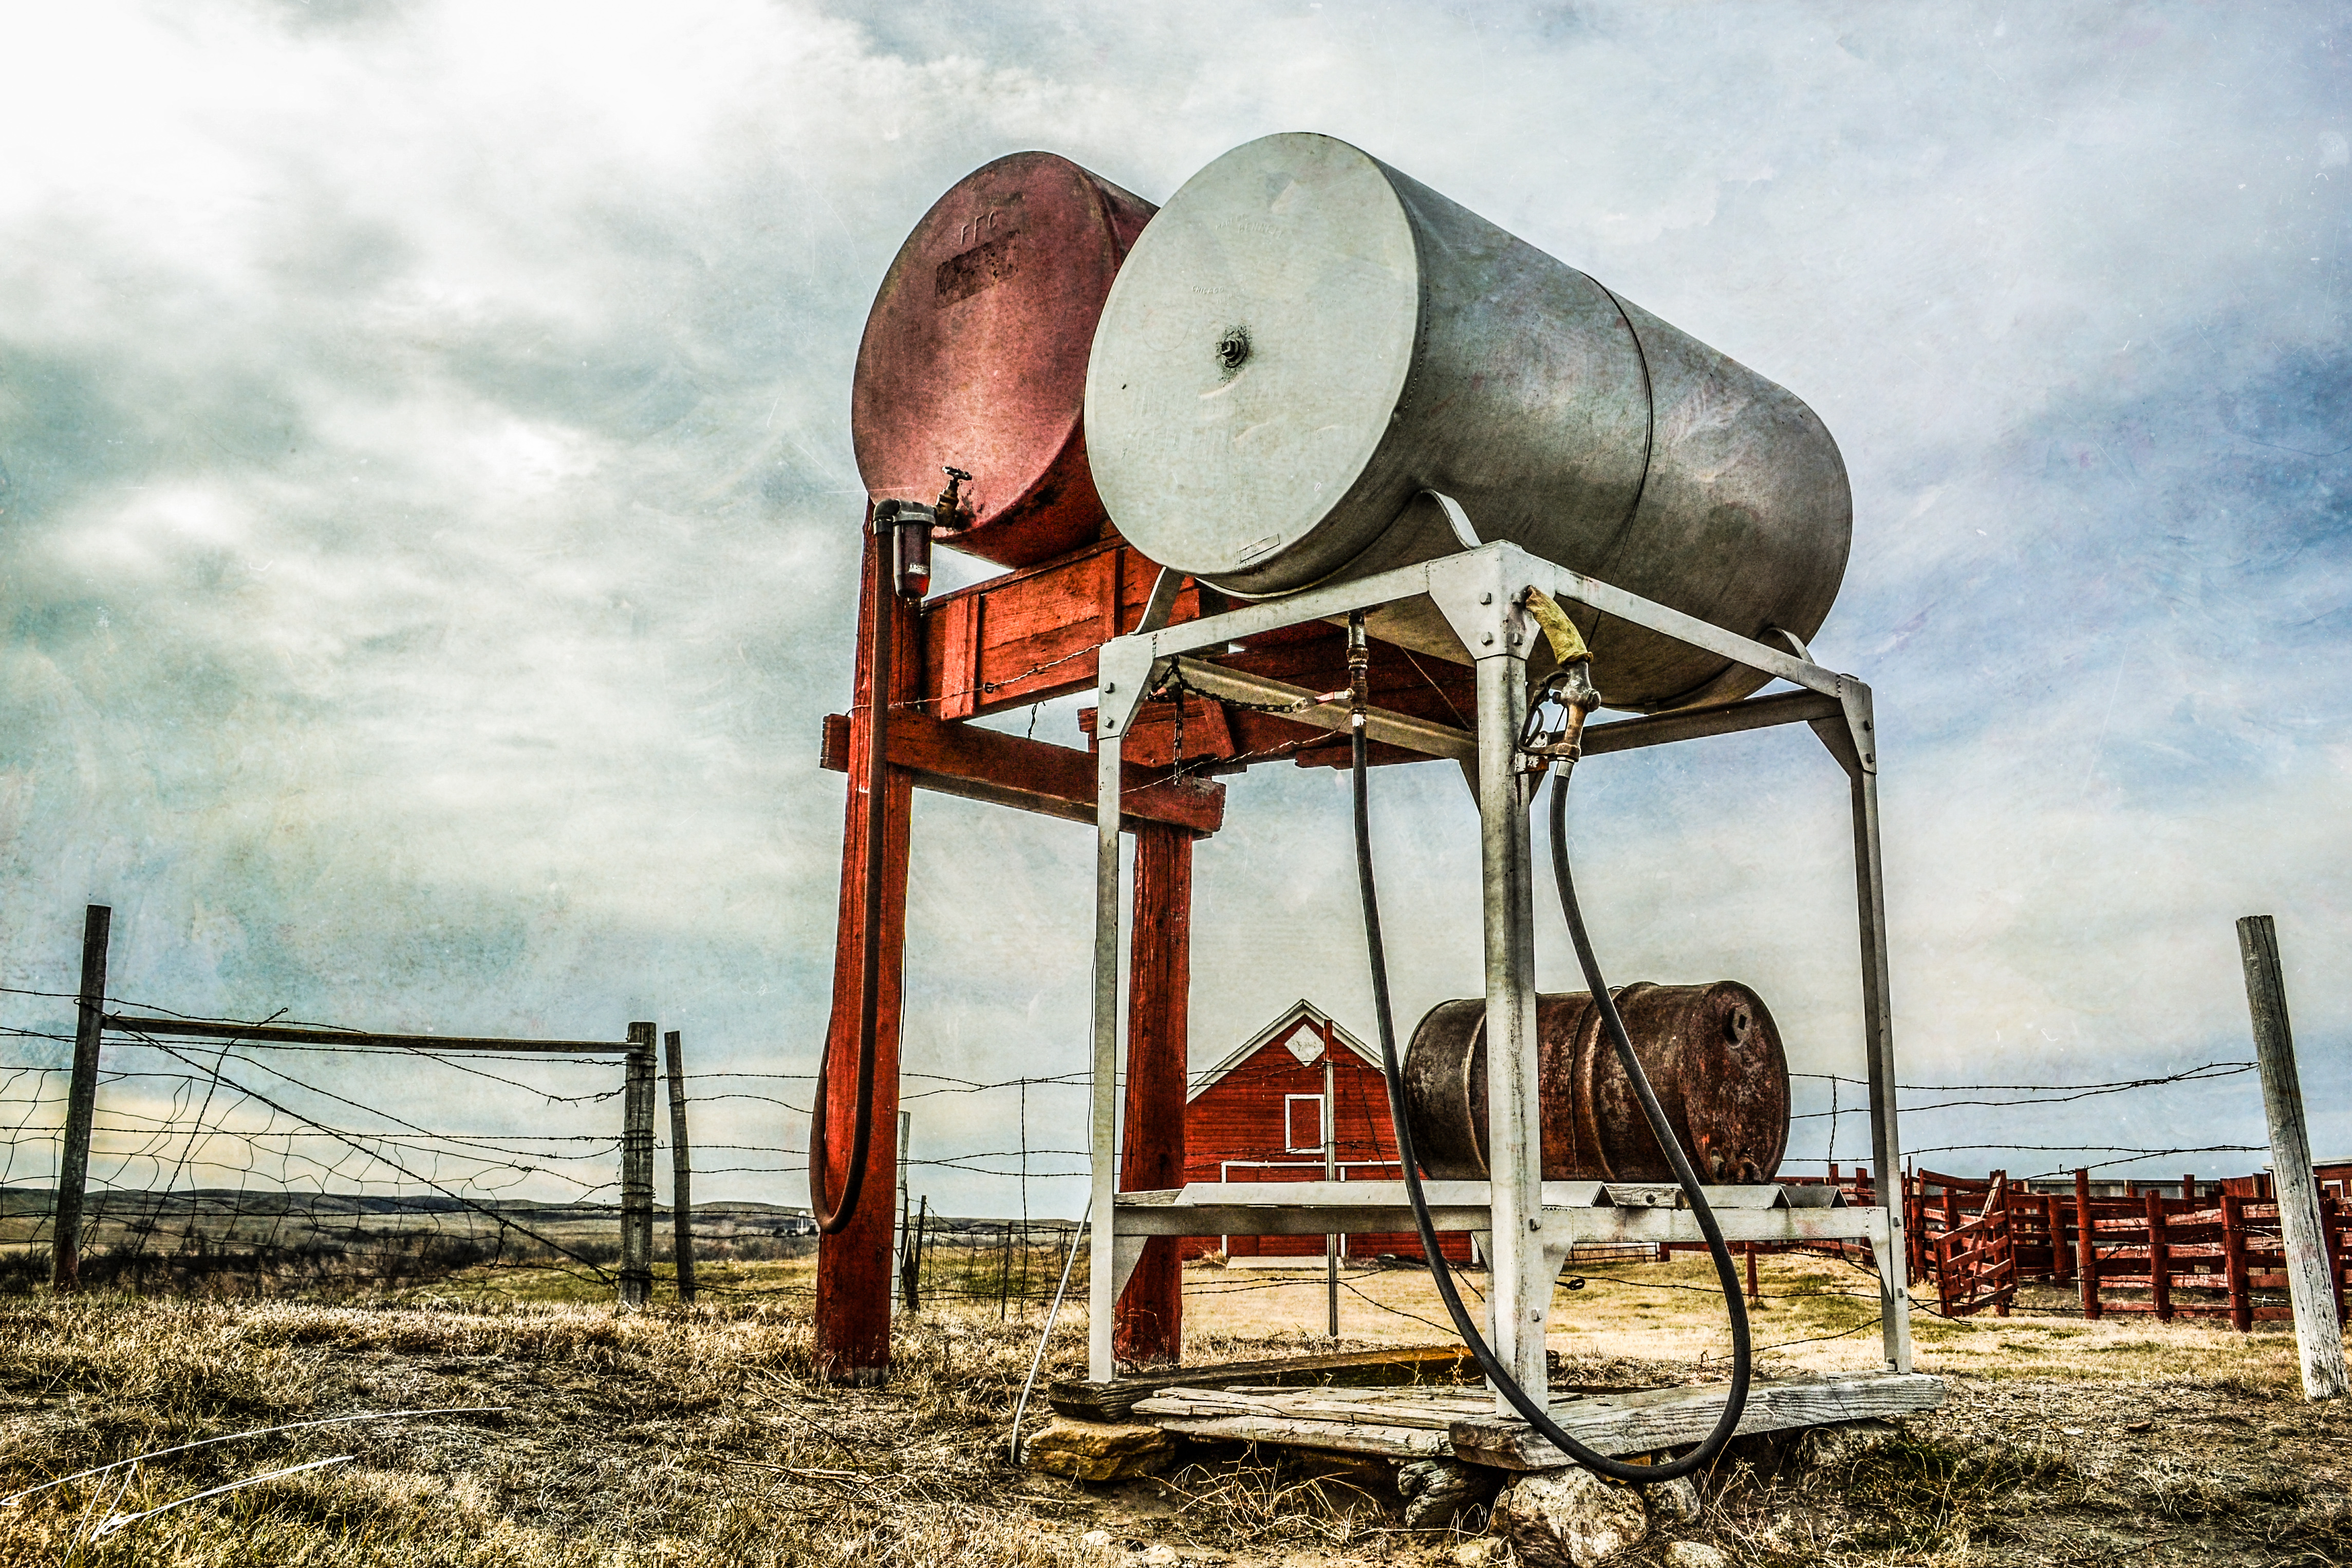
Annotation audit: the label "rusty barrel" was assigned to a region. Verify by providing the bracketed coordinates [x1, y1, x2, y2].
[1402, 983, 1789, 1184]
[851, 152, 1156, 569]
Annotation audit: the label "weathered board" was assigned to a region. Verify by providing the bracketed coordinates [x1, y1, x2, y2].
[1449, 1372, 1946, 1470]
[1119, 1371, 1944, 1468]
[1047, 1343, 1476, 1420]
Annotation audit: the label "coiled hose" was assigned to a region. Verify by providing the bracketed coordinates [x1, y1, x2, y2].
[1355, 714, 1752, 1483]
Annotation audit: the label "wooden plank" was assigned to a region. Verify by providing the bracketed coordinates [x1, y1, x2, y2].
[1448, 1374, 1947, 1471]
[1046, 1345, 1476, 1420]
[820, 710, 1224, 836]
[934, 595, 981, 723]
[1146, 1414, 1446, 1460]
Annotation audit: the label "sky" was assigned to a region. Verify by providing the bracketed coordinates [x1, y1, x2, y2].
[0, 1, 2345, 1224]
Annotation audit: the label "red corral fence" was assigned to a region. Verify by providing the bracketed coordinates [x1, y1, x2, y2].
[1909, 1168, 2352, 1328]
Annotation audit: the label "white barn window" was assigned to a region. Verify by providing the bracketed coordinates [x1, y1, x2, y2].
[1284, 1093, 1327, 1153]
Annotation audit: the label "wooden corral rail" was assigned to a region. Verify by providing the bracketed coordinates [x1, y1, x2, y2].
[1906, 1167, 2352, 1328]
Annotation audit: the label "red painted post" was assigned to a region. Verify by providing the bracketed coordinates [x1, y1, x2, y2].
[814, 526, 915, 1386]
[2223, 1191, 2252, 1332]
[2076, 1169, 2101, 1321]
[2323, 1198, 2347, 1325]
[1115, 820, 1192, 1367]
[1990, 1172, 2012, 1317]
[2146, 1190, 2173, 1322]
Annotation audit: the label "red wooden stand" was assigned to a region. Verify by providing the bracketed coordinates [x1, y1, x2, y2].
[813, 527, 1472, 1383]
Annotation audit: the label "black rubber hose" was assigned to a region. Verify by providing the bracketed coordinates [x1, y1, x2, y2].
[1355, 724, 1751, 1483]
[810, 525, 890, 1235]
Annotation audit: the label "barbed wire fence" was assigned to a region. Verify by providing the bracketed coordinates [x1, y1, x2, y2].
[0, 929, 2308, 1329]
[0, 963, 1116, 1311]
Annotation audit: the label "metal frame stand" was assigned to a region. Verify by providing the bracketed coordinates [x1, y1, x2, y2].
[1088, 539, 1909, 1399]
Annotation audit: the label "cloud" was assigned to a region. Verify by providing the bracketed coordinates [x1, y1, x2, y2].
[0, 1, 2343, 1222]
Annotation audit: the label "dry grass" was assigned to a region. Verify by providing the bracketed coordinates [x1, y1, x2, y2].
[0, 1253, 2345, 1566]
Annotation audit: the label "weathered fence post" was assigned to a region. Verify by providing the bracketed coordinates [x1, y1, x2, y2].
[51, 905, 112, 1293]
[2237, 914, 2347, 1399]
[620, 1021, 657, 1311]
[2145, 1190, 2173, 1321]
[891, 1108, 911, 1317]
[663, 1029, 695, 1305]
[901, 1196, 925, 1312]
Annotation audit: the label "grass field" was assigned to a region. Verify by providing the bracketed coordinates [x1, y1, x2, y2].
[1, 1253, 2347, 1566]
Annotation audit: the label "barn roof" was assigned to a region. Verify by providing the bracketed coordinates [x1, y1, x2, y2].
[1187, 999, 1381, 1103]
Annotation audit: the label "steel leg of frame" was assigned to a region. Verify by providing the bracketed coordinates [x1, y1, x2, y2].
[1843, 684, 1912, 1374]
[1474, 647, 1551, 1409]
[1090, 732, 1125, 1383]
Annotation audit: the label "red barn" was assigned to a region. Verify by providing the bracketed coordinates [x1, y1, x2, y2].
[1181, 999, 1473, 1264]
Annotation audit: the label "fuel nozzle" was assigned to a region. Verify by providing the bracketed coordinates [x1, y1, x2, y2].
[1518, 587, 1602, 765]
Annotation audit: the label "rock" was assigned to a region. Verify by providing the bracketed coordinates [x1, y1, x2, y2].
[1398, 1457, 1504, 1530]
[1647, 1474, 1703, 1525]
[1078, 1529, 1114, 1551]
[1138, 1548, 1180, 1565]
[1023, 1418, 1174, 1482]
[1451, 1539, 1509, 1568]
[1663, 1543, 1728, 1568]
[1494, 1467, 1648, 1568]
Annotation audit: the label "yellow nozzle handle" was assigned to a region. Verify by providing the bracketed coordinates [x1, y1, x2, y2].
[1523, 587, 1590, 666]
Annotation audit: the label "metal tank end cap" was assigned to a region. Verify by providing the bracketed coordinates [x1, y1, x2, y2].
[1215, 326, 1251, 375]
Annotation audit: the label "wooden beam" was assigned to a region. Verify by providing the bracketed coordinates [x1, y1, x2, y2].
[920, 540, 1159, 719]
[820, 711, 1224, 836]
[1116, 823, 1190, 1368]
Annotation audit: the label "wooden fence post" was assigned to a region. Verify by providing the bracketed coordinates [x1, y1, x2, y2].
[620, 1022, 657, 1311]
[901, 1196, 925, 1312]
[2223, 1192, 2252, 1332]
[2238, 914, 2347, 1399]
[2145, 1190, 2173, 1321]
[2075, 1169, 2100, 1321]
[50, 905, 113, 1293]
[663, 1029, 695, 1305]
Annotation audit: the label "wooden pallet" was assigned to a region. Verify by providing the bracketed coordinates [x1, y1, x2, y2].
[1130, 1370, 1944, 1467]
[1047, 1344, 1478, 1421]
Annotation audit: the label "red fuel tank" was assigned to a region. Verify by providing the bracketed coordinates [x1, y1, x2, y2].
[851, 153, 1156, 569]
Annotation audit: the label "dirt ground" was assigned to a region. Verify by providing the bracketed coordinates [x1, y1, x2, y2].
[1, 1254, 2347, 1566]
